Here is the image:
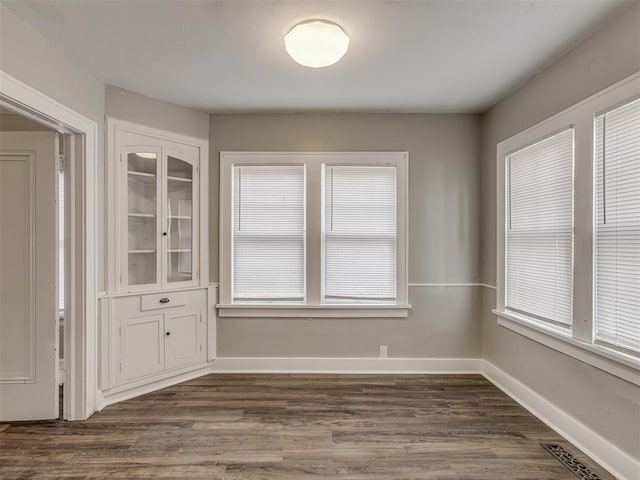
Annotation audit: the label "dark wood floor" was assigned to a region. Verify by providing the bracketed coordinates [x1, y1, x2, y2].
[0, 374, 612, 479]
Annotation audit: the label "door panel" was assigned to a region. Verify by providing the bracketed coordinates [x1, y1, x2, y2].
[164, 312, 204, 370]
[0, 153, 35, 382]
[0, 132, 58, 421]
[122, 314, 164, 381]
[165, 153, 195, 286]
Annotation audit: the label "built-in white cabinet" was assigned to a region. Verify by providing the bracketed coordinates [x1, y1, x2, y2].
[114, 289, 207, 384]
[101, 118, 214, 403]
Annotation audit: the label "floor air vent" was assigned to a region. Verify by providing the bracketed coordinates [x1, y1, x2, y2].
[541, 443, 602, 480]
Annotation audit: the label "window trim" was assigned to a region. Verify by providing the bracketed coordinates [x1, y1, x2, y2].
[219, 151, 410, 318]
[493, 309, 640, 387]
[495, 71, 640, 381]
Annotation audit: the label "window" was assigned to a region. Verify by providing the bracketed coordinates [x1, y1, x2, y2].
[495, 72, 640, 385]
[58, 170, 64, 314]
[232, 165, 305, 303]
[505, 129, 574, 326]
[323, 165, 396, 304]
[219, 152, 409, 318]
[595, 97, 640, 354]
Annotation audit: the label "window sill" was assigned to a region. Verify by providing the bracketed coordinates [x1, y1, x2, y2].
[217, 304, 412, 318]
[492, 309, 640, 387]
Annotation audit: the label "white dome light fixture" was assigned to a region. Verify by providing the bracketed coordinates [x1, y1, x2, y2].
[285, 20, 349, 68]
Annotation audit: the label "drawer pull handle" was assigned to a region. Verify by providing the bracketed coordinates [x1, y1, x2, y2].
[159, 298, 170, 304]
[166, 331, 171, 336]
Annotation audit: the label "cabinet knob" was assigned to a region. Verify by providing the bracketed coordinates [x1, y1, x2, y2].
[166, 331, 171, 336]
[159, 298, 170, 304]
[162, 232, 167, 236]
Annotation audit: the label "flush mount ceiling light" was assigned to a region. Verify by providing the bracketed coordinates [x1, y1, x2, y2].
[284, 20, 349, 68]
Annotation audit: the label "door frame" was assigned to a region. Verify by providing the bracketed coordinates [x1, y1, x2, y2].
[0, 70, 98, 420]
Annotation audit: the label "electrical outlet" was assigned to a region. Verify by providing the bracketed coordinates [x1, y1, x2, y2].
[379, 344, 388, 358]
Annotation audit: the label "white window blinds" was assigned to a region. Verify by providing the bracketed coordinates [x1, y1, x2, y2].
[58, 171, 64, 313]
[232, 165, 305, 303]
[323, 165, 396, 303]
[506, 129, 574, 325]
[595, 97, 640, 354]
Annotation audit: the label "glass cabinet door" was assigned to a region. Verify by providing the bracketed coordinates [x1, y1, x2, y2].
[126, 151, 160, 287]
[165, 154, 194, 285]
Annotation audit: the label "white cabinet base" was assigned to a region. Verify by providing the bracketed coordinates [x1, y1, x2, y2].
[102, 286, 217, 397]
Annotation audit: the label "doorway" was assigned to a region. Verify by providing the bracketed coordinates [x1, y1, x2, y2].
[0, 108, 71, 420]
[0, 71, 98, 421]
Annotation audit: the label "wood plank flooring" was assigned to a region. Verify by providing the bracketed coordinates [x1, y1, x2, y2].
[0, 374, 613, 479]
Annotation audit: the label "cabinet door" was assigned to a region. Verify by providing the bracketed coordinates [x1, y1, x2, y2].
[122, 314, 164, 381]
[162, 150, 198, 288]
[164, 311, 205, 370]
[123, 148, 162, 291]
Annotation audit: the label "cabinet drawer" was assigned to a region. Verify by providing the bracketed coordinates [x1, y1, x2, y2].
[140, 292, 186, 311]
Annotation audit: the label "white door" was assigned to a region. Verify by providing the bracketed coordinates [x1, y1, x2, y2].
[121, 314, 165, 381]
[164, 311, 204, 370]
[0, 132, 59, 421]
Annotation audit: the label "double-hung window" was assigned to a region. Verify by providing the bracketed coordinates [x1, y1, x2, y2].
[505, 129, 574, 326]
[323, 165, 397, 304]
[595, 97, 640, 355]
[232, 165, 305, 303]
[219, 152, 409, 318]
[58, 169, 65, 314]
[495, 72, 640, 385]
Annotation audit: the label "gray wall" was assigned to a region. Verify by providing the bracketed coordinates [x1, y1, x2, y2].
[0, 4, 107, 291]
[105, 85, 210, 141]
[481, 2, 640, 459]
[210, 113, 483, 357]
[0, 6, 105, 124]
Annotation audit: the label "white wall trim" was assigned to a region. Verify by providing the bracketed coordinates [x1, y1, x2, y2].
[408, 282, 496, 289]
[482, 360, 639, 480]
[97, 357, 481, 408]
[210, 357, 482, 374]
[0, 70, 98, 421]
[494, 310, 640, 386]
[217, 304, 411, 318]
[98, 364, 212, 410]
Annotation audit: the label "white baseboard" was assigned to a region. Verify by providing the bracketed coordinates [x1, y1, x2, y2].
[97, 365, 212, 411]
[210, 357, 482, 374]
[481, 360, 639, 480]
[96, 358, 481, 410]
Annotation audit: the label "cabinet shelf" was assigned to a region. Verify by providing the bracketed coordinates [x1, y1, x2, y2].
[167, 176, 192, 183]
[168, 249, 191, 253]
[128, 213, 156, 218]
[129, 249, 156, 254]
[169, 215, 192, 220]
[128, 171, 157, 186]
[129, 170, 156, 178]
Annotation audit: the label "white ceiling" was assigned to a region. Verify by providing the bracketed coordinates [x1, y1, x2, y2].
[3, 0, 633, 113]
